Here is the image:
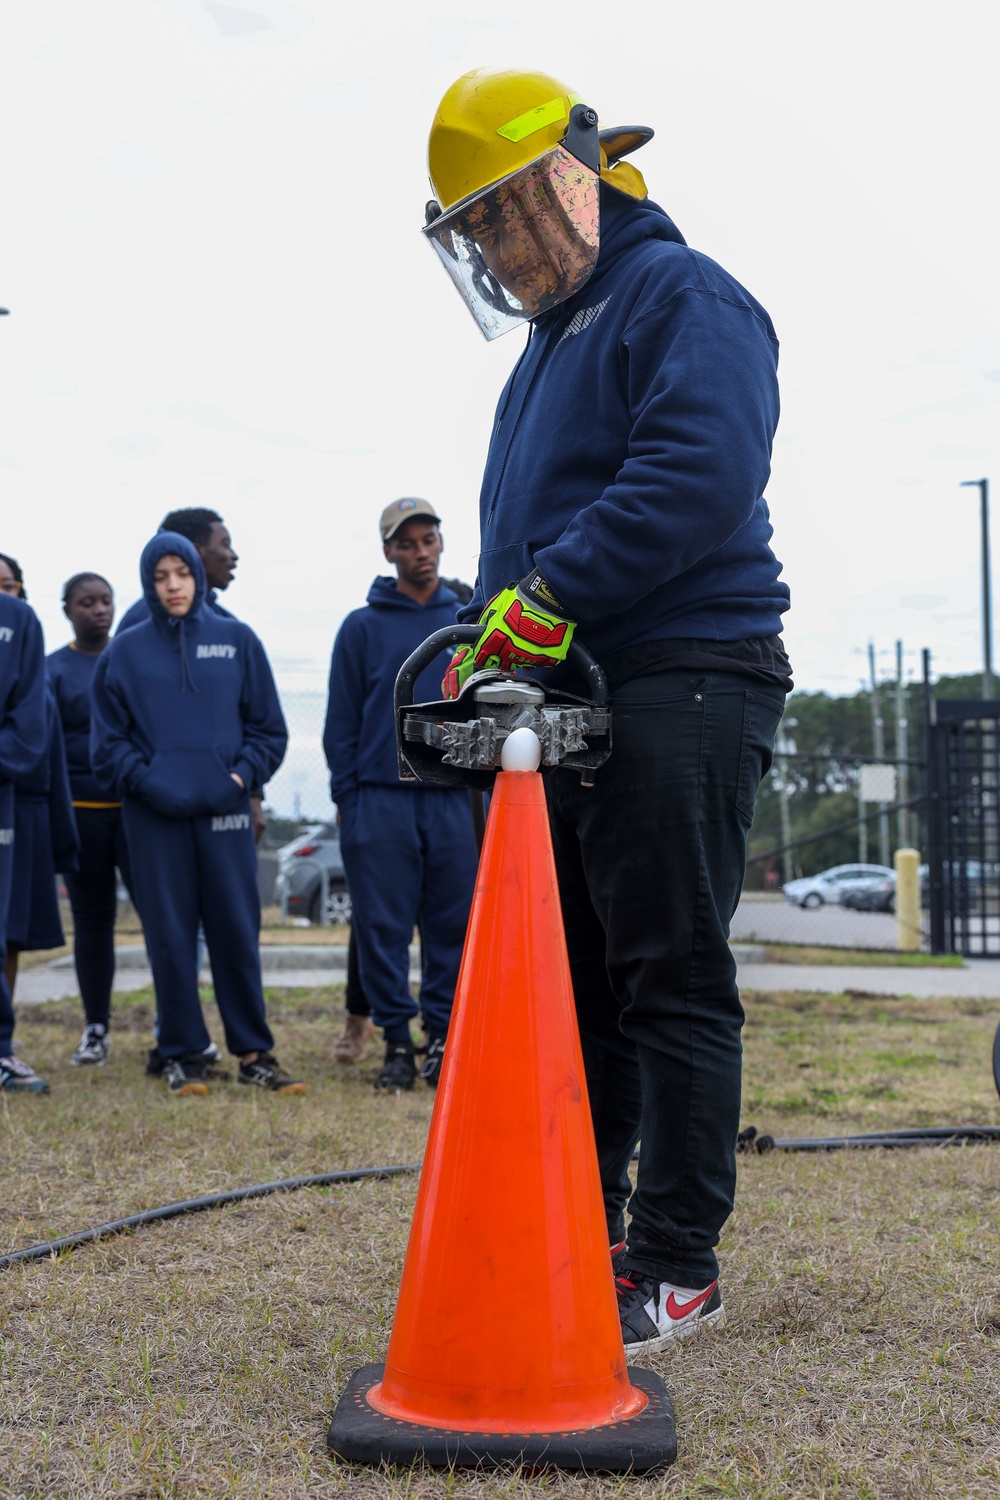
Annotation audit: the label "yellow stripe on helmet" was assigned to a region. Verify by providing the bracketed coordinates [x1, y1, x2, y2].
[496, 96, 568, 144]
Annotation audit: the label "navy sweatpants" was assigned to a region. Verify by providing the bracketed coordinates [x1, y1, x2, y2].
[338, 785, 477, 1039]
[123, 795, 273, 1060]
[0, 782, 15, 1054]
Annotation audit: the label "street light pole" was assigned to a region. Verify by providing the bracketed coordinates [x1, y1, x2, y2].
[961, 478, 993, 699]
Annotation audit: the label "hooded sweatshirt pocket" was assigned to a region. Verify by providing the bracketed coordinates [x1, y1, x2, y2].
[135, 749, 244, 819]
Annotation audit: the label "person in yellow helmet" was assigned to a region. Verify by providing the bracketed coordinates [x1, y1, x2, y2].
[425, 68, 793, 1355]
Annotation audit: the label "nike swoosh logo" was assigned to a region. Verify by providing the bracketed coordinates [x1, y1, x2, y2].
[665, 1283, 717, 1320]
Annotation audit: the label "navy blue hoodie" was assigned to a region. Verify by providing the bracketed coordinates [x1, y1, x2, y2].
[324, 577, 461, 802]
[48, 643, 112, 804]
[13, 687, 79, 871]
[460, 187, 789, 657]
[0, 594, 47, 786]
[90, 533, 287, 817]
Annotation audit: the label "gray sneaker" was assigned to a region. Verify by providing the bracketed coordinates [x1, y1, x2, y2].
[0, 1055, 49, 1093]
[71, 1024, 110, 1066]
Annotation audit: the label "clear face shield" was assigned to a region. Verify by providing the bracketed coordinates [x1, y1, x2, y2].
[423, 145, 600, 341]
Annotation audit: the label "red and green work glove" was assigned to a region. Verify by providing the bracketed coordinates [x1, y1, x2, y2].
[442, 571, 576, 700]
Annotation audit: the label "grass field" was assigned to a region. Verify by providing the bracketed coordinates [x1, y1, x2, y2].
[2, 985, 999, 1498]
[758, 945, 965, 969]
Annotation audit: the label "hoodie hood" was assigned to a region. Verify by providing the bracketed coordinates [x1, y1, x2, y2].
[365, 576, 458, 611]
[140, 532, 207, 626]
[531, 185, 686, 333]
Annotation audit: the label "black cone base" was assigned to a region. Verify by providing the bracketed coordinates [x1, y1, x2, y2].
[327, 1363, 677, 1474]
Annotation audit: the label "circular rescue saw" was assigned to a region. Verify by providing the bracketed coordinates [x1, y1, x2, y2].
[394, 626, 612, 791]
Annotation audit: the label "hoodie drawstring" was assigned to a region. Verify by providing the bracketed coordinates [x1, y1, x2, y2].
[177, 617, 199, 694]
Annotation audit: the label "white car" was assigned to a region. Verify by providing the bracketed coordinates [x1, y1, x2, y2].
[782, 863, 895, 910]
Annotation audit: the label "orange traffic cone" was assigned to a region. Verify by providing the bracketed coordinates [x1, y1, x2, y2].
[328, 769, 676, 1472]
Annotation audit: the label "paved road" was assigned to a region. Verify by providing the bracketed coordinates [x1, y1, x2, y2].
[730, 899, 913, 950]
[14, 945, 422, 1005]
[738, 959, 1000, 999]
[16, 944, 1000, 1005]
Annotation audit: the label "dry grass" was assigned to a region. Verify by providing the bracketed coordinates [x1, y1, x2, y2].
[759, 946, 965, 970]
[1, 985, 999, 1499]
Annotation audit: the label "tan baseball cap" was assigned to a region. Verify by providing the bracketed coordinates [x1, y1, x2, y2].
[379, 497, 442, 542]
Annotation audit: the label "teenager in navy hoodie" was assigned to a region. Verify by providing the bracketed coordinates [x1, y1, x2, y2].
[324, 500, 477, 1092]
[49, 572, 138, 1066]
[426, 70, 792, 1354]
[91, 532, 303, 1097]
[0, 588, 49, 1091]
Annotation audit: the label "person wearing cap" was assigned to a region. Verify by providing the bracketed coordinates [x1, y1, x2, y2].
[323, 500, 478, 1092]
[424, 70, 792, 1353]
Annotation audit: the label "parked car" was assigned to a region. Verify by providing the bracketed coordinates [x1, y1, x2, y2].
[274, 822, 352, 924]
[782, 863, 895, 909]
[842, 875, 896, 913]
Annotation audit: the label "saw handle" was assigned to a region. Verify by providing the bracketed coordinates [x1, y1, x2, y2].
[393, 625, 609, 716]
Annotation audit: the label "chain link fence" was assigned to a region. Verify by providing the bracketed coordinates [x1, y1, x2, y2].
[734, 745, 929, 951]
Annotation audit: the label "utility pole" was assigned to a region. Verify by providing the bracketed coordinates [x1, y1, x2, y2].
[960, 478, 993, 699]
[868, 641, 890, 864]
[775, 718, 798, 884]
[895, 640, 910, 849]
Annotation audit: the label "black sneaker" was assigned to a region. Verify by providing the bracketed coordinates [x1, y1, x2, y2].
[418, 1036, 446, 1088]
[147, 1041, 227, 1079]
[237, 1053, 307, 1094]
[163, 1054, 210, 1097]
[616, 1265, 724, 1356]
[374, 1040, 416, 1093]
[610, 1238, 628, 1276]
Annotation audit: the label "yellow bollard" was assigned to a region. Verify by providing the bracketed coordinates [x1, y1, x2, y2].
[895, 848, 921, 952]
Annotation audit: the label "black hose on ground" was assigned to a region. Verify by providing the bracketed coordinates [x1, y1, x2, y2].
[5, 1118, 1000, 1272]
[737, 1124, 1000, 1153]
[0, 1163, 420, 1272]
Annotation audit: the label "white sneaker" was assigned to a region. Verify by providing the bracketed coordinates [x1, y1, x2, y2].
[0, 1054, 50, 1093]
[70, 1024, 110, 1066]
[616, 1266, 725, 1355]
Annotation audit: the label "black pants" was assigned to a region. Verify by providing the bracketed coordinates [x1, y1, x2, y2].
[63, 806, 134, 1029]
[548, 669, 784, 1287]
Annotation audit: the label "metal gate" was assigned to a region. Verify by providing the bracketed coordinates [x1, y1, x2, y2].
[928, 699, 1000, 956]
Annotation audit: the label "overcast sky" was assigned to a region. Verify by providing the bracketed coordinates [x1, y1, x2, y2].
[3, 0, 998, 729]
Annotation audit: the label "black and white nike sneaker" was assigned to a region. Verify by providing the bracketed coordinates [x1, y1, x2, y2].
[616, 1265, 724, 1355]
